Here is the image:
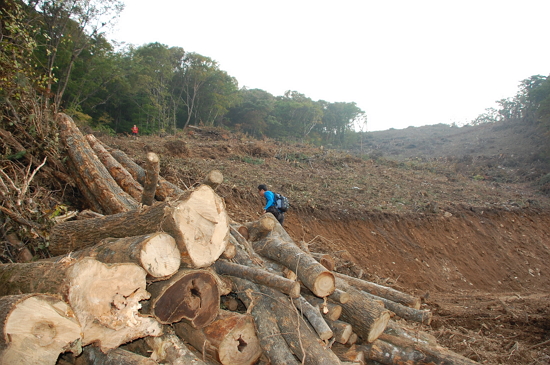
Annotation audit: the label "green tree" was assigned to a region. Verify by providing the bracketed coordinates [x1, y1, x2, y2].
[318, 101, 364, 144]
[226, 88, 276, 137]
[272, 91, 323, 140]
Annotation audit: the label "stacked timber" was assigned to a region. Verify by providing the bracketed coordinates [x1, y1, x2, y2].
[0, 113, 479, 364]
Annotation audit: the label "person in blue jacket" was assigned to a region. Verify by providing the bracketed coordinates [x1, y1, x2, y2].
[258, 184, 284, 225]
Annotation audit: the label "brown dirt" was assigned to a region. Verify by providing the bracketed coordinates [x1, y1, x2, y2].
[95, 124, 550, 364]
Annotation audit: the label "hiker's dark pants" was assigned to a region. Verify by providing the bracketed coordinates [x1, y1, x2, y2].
[267, 206, 284, 226]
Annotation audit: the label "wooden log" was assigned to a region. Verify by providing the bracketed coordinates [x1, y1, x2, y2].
[358, 333, 479, 365]
[333, 344, 366, 365]
[144, 268, 220, 328]
[348, 332, 359, 345]
[213, 259, 300, 298]
[292, 296, 333, 340]
[174, 310, 262, 365]
[312, 252, 336, 271]
[231, 277, 301, 365]
[333, 272, 421, 309]
[303, 294, 343, 321]
[141, 152, 160, 206]
[252, 235, 335, 297]
[48, 184, 229, 268]
[384, 320, 438, 347]
[74, 346, 157, 365]
[229, 225, 264, 265]
[337, 285, 391, 343]
[261, 285, 342, 365]
[6, 232, 33, 263]
[106, 145, 185, 200]
[361, 290, 432, 324]
[57, 113, 138, 214]
[0, 294, 82, 365]
[145, 328, 213, 365]
[330, 288, 351, 304]
[221, 240, 236, 259]
[0, 258, 162, 350]
[325, 318, 353, 344]
[86, 133, 144, 201]
[242, 214, 276, 242]
[66, 232, 181, 278]
[202, 169, 224, 190]
[66, 157, 104, 214]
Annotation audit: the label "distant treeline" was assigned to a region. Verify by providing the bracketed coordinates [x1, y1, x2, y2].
[1, 0, 549, 148]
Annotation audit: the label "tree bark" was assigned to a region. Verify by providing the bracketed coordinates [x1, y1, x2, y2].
[358, 333, 479, 365]
[231, 277, 301, 365]
[325, 318, 353, 344]
[141, 152, 160, 206]
[75, 346, 157, 365]
[0, 258, 162, 351]
[334, 272, 421, 309]
[242, 214, 276, 242]
[85, 133, 144, 201]
[252, 235, 335, 297]
[361, 290, 432, 325]
[66, 157, 104, 214]
[292, 296, 333, 340]
[337, 285, 391, 343]
[0, 294, 82, 365]
[144, 268, 220, 328]
[57, 113, 138, 214]
[213, 259, 300, 298]
[145, 328, 213, 365]
[48, 184, 230, 268]
[68, 232, 181, 278]
[174, 310, 263, 365]
[106, 145, 185, 200]
[303, 293, 343, 321]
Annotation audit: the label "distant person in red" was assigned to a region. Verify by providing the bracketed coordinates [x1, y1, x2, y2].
[131, 125, 138, 136]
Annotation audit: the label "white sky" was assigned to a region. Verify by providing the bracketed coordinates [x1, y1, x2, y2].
[108, 0, 550, 132]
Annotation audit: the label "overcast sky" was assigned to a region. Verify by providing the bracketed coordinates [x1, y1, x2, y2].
[108, 0, 550, 132]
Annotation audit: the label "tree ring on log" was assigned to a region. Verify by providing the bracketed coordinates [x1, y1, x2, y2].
[313, 271, 336, 298]
[140, 233, 180, 277]
[368, 311, 392, 343]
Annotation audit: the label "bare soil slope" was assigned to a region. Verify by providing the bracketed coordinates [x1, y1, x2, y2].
[96, 122, 550, 364]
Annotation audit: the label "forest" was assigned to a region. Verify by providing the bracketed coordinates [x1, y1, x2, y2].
[2, 0, 550, 149]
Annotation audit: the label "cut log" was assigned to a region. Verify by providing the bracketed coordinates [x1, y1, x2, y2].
[252, 235, 335, 297]
[221, 240, 236, 259]
[330, 288, 351, 304]
[384, 320, 438, 347]
[292, 296, 333, 340]
[141, 152, 160, 206]
[360, 290, 432, 324]
[48, 184, 230, 268]
[145, 327, 213, 365]
[67, 232, 181, 278]
[85, 134, 144, 201]
[202, 169, 224, 190]
[332, 344, 366, 365]
[333, 272, 421, 309]
[303, 294, 343, 321]
[106, 145, 185, 200]
[261, 285, 342, 365]
[213, 259, 300, 298]
[74, 346, 157, 365]
[358, 333, 479, 365]
[144, 268, 220, 328]
[229, 225, 264, 265]
[0, 294, 82, 365]
[242, 214, 276, 242]
[337, 285, 391, 343]
[311, 252, 336, 271]
[66, 158, 104, 214]
[325, 318, 353, 344]
[57, 113, 138, 214]
[231, 277, 301, 365]
[174, 310, 262, 365]
[0, 258, 162, 350]
[6, 232, 33, 263]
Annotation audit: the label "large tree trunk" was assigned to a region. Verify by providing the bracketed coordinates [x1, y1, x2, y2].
[57, 113, 138, 214]
[212, 259, 300, 298]
[105, 145, 185, 200]
[85, 133, 144, 201]
[333, 272, 421, 309]
[174, 310, 262, 365]
[230, 277, 301, 365]
[68, 232, 181, 278]
[144, 268, 220, 328]
[337, 285, 391, 343]
[48, 184, 230, 268]
[0, 294, 82, 365]
[0, 258, 162, 351]
[252, 234, 335, 297]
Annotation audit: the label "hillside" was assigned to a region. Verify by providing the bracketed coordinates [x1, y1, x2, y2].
[93, 121, 550, 364]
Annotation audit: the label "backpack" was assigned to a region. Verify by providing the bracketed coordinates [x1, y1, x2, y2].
[274, 193, 290, 212]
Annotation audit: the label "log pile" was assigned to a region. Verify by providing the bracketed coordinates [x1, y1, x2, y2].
[0, 113, 479, 364]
